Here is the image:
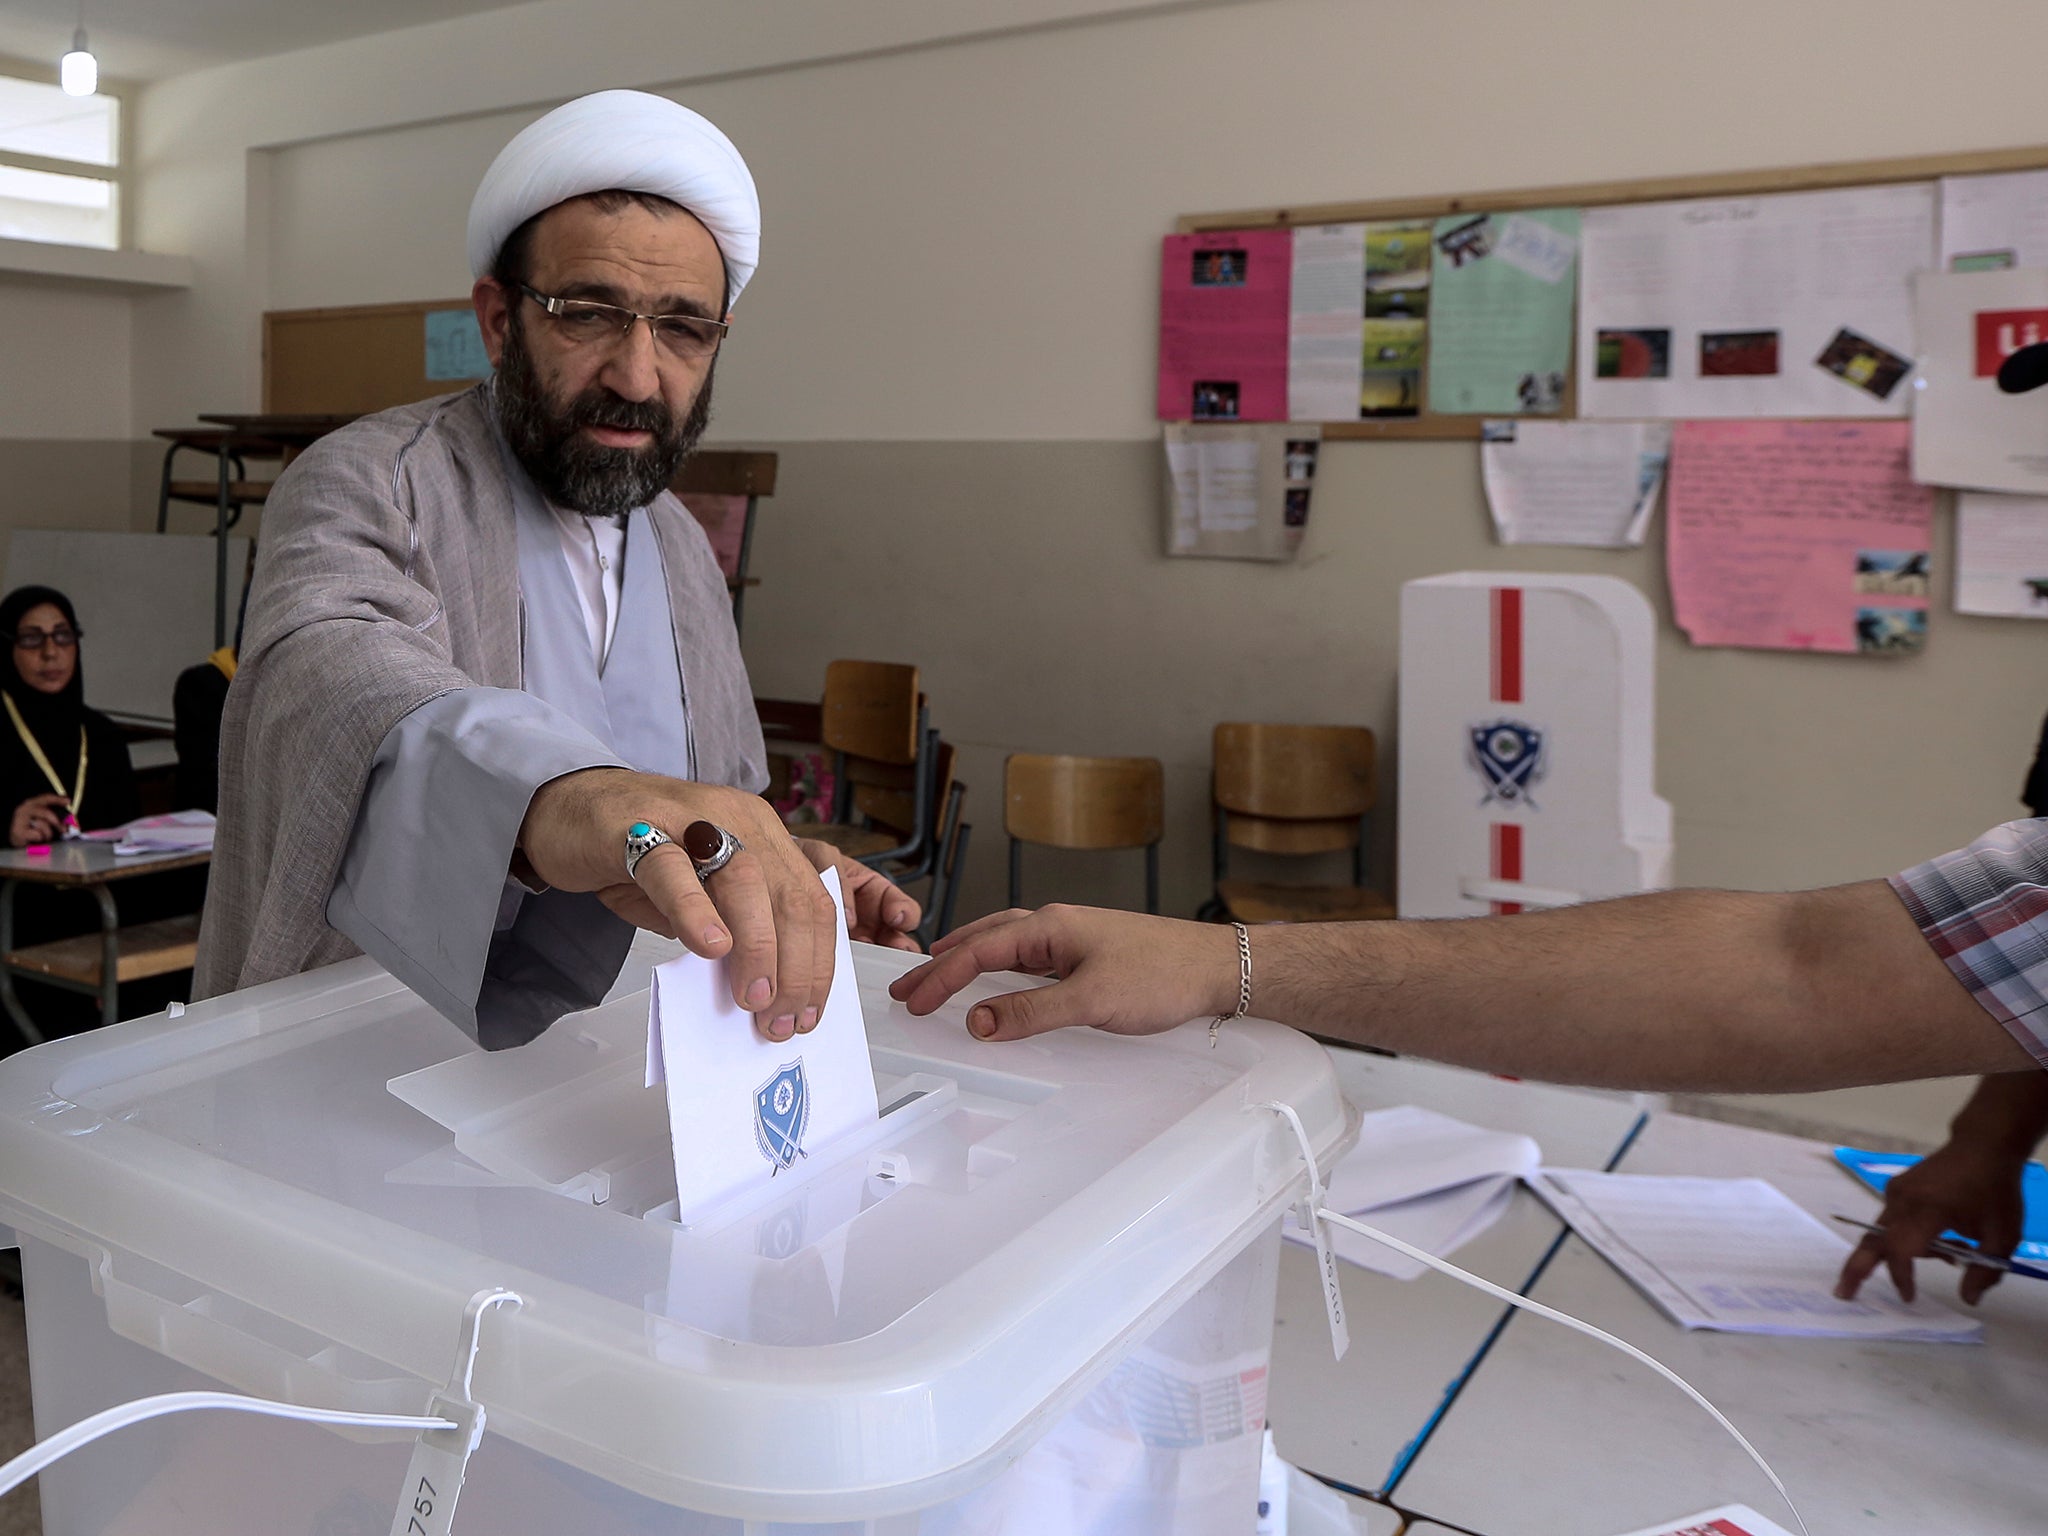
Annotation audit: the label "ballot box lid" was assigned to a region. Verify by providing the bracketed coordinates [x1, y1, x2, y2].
[0, 939, 1348, 1520]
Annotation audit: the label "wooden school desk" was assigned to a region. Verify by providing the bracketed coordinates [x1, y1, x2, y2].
[0, 841, 211, 1041]
[1395, 1108, 2048, 1535]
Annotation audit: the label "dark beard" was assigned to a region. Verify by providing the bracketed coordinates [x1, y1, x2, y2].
[493, 312, 713, 517]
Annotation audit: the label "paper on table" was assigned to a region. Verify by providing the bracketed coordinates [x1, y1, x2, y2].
[1956, 492, 2048, 618]
[1911, 267, 2048, 494]
[1158, 229, 1292, 422]
[1666, 419, 1933, 654]
[1426, 208, 1578, 416]
[82, 809, 216, 855]
[1939, 168, 2048, 271]
[1531, 1169, 1982, 1343]
[645, 867, 878, 1224]
[1604, 1504, 1799, 1536]
[1576, 183, 1932, 419]
[1482, 420, 1671, 547]
[1281, 1106, 1539, 1280]
[1288, 223, 1366, 421]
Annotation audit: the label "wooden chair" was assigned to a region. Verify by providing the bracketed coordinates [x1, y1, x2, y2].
[804, 661, 937, 870]
[1204, 723, 1396, 925]
[850, 740, 973, 945]
[1006, 754, 1164, 913]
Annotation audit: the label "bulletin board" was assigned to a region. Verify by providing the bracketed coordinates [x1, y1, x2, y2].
[263, 299, 486, 415]
[1171, 141, 2048, 440]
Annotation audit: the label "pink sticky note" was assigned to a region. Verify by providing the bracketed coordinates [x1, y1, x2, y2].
[1157, 229, 1292, 422]
[1667, 419, 1933, 654]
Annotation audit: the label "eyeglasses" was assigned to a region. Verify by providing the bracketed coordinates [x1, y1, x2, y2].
[518, 285, 728, 362]
[10, 628, 79, 652]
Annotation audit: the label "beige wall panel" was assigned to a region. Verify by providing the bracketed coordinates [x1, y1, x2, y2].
[0, 283, 132, 440]
[736, 440, 2042, 928]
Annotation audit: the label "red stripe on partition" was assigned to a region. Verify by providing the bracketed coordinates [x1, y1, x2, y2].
[1492, 822, 1523, 916]
[1492, 586, 1523, 704]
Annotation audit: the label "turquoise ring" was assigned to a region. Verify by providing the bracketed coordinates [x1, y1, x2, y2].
[623, 821, 674, 881]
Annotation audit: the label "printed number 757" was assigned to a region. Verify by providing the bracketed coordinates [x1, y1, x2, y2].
[406, 1475, 438, 1534]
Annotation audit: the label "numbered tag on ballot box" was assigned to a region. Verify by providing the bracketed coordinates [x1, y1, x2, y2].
[390, 1392, 485, 1536]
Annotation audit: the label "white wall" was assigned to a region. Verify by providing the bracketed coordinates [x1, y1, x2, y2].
[138, 0, 2048, 436]
[0, 283, 131, 439]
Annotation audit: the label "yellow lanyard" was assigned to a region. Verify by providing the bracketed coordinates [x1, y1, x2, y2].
[4, 693, 86, 821]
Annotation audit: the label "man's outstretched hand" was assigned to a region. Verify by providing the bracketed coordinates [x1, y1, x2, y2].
[887, 904, 1238, 1040]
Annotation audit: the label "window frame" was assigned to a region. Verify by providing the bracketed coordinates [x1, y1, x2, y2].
[0, 51, 133, 250]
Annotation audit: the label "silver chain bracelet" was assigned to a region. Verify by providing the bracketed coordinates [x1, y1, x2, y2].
[1210, 921, 1252, 1047]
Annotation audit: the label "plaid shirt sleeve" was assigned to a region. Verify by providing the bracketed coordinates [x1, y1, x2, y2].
[1889, 818, 2048, 1068]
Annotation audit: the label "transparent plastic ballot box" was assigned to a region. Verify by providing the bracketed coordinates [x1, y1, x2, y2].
[0, 935, 1352, 1534]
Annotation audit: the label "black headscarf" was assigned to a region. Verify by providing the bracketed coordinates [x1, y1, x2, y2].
[0, 585, 86, 785]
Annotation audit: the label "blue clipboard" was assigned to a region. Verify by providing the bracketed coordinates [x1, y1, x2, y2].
[1834, 1145, 2048, 1264]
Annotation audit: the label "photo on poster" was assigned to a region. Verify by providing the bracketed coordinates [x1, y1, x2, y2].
[1517, 371, 1565, 413]
[1815, 327, 1912, 400]
[1854, 549, 1931, 597]
[1595, 328, 1670, 379]
[1700, 330, 1780, 376]
[1284, 440, 1319, 483]
[1361, 317, 1425, 417]
[1434, 213, 1494, 268]
[1856, 606, 1927, 654]
[1283, 488, 1312, 526]
[1193, 381, 1240, 420]
[1953, 249, 2018, 273]
[1365, 223, 1432, 286]
[1192, 248, 1248, 287]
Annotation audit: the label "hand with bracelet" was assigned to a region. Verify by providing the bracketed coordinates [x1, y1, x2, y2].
[519, 767, 921, 1043]
[888, 904, 1252, 1043]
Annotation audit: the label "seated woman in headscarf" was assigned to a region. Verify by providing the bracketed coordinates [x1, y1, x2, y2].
[1, 586, 148, 1043]
[2, 585, 137, 847]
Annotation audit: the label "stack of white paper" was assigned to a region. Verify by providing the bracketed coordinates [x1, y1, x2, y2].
[83, 809, 216, 856]
[1284, 1106, 1540, 1280]
[1531, 1169, 1981, 1343]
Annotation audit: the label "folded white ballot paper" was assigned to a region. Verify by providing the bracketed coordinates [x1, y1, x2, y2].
[1283, 1106, 1540, 1280]
[645, 867, 879, 1223]
[1532, 1169, 1982, 1343]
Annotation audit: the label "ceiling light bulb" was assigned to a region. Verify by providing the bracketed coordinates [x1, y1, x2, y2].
[60, 27, 95, 97]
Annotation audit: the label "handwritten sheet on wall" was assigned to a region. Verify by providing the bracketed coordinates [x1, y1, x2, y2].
[1666, 420, 1934, 655]
[1480, 420, 1670, 547]
[1157, 230, 1292, 422]
[1427, 209, 1579, 415]
[1956, 492, 2048, 618]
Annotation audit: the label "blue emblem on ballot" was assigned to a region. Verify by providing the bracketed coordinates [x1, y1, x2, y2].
[1469, 720, 1545, 807]
[754, 1060, 811, 1172]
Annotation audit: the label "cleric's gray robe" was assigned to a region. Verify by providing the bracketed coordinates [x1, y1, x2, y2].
[194, 384, 766, 1046]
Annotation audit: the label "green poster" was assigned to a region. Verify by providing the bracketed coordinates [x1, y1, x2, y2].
[1426, 208, 1580, 415]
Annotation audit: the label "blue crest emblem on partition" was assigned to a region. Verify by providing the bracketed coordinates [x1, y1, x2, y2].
[1469, 721, 1545, 807]
[754, 1060, 811, 1173]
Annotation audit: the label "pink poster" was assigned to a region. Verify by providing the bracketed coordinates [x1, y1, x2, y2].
[1667, 420, 1933, 654]
[1157, 229, 1291, 422]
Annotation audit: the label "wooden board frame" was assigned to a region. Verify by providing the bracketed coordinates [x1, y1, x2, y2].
[1175, 142, 2048, 439]
[264, 298, 479, 417]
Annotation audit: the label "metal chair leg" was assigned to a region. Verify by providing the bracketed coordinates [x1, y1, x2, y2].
[0, 881, 42, 1048]
[93, 885, 119, 1027]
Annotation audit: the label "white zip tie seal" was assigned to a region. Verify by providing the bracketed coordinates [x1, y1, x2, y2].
[1252, 1101, 1807, 1536]
[388, 1287, 522, 1536]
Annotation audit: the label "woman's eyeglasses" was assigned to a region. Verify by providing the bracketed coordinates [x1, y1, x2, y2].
[10, 628, 80, 652]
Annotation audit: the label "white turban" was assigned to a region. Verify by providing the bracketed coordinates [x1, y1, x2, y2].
[466, 89, 760, 307]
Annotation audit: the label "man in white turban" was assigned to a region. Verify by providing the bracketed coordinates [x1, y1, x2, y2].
[197, 90, 919, 1049]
